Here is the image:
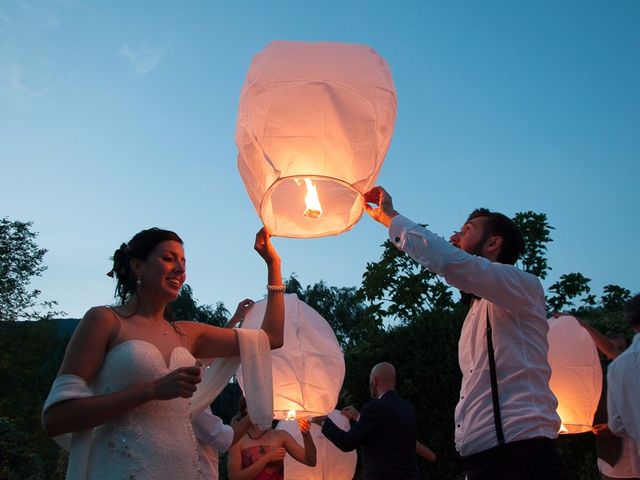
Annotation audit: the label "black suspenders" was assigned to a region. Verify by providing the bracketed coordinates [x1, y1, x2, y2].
[486, 308, 505, 446]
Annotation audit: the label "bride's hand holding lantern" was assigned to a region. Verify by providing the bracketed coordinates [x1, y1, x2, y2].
[254, 227, 280, 267]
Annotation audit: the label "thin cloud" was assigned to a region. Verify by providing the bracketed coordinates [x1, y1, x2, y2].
[0, 0, 67, 108]
[8, 66, 35, 94]
[0, 65, 43, 108]
[1, 0, 62, 32]
[119, 44, 163, 76]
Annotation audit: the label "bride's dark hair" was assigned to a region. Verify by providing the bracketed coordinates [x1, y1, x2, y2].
[108, 228, 183, 320]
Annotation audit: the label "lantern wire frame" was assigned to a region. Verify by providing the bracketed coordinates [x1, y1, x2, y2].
[260, 174, 366, 239]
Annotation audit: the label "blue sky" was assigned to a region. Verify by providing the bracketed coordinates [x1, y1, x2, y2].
[2, 0, 639, 319]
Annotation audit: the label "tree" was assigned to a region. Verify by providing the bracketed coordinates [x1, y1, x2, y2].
[285, 274, 380, 350]
[0, 417, 45, 478]
[170, 284, 229, 326]
[0, 217, 59, 321]
[0, 320, 63, 478]
[547, 272, 595, 311]
[359, 236, 455, 326]
[600, 284, 631, 311]
[513, 211, 554, 279]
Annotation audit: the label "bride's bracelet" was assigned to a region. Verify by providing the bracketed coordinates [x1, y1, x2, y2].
[266, 284, 286, 292]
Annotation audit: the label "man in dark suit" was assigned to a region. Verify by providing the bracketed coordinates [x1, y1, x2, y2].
[312, 362, 420, 480]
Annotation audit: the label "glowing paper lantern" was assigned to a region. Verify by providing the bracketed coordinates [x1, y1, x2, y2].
[236, 40, 397, 238]
[547, 315, 603, 434]
[277, 410, 357, 480]
[237, 294, 345, 419]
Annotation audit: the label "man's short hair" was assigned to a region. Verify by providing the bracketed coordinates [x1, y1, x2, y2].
[467, 208, 525, 265]
[623, 293, 640, 328]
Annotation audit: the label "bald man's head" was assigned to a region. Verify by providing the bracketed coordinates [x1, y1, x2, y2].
[369, 362, 396, 398]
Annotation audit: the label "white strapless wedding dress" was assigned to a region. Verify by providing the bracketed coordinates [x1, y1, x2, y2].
[86, 340, 202, 479]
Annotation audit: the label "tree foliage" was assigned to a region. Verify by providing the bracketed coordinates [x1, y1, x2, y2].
[0, 217, 59, 321]
[285, 274, 380, 350]
[170, 284, 229, 326]
[1, 416, 46, 478]
[359, 236, 455, 326]
[0, 320, 64, 478]
[513, 211, 554, 279]
[600, 284, 631, 311]
[547, 272, 596, 311]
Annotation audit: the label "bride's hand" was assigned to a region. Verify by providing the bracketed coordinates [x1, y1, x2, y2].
[254, 227, 280, 266]
[152, 365, 201, 400]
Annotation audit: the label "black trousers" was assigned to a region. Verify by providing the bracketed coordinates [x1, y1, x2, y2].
[461, 438, 571, 480]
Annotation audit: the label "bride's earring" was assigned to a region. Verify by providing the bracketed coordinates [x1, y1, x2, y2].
[136, 276, 142, 287]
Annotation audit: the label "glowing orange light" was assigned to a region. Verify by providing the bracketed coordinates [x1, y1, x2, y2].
[559, 423, 568, 434]
[301, 179, 322, 219]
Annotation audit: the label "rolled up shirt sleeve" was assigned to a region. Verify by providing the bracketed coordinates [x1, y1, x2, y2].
[192, 409, 234, 453]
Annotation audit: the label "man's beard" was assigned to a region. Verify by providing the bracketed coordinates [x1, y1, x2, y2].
[464, 233, 491, 257]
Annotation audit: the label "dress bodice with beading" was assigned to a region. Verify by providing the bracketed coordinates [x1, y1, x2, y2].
[87, 340, 201, 480]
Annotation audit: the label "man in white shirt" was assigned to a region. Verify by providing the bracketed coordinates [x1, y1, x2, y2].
[193, 407, 250, 480]
[363, 186, 570, 480]
[607, 294, 640, 473]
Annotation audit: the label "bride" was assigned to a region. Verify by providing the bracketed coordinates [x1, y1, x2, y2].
[42, 227, 284, 479]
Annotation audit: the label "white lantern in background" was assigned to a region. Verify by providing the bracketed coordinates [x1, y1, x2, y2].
[276, 409, 357, 480]
[236, 40, 397, 238]
[237, 294, 345, 419]
[547, 315, 603, 434]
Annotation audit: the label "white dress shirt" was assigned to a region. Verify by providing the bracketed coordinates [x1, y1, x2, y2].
[192, 408, 234, 480]
[389, 215, 560, 456]
[608, 334, 640, 456]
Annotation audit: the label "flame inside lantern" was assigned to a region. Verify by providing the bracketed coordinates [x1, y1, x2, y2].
[285, 410, 297, 421]
[559, 423, 569, 434]
[297, 178, 322, 219]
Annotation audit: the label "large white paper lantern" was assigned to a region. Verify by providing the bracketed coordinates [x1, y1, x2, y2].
[277, 409, 357, 480]
[237, 294, 345, 419]
[236, 40, 397, 238]
[547, 315, 603, 434]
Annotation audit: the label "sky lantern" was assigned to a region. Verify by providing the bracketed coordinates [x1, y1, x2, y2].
[547, 315, 603, 434]
[236, 40, 397, 238]
[237, 294, 345, 419]
[277, 409, 357, 480]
